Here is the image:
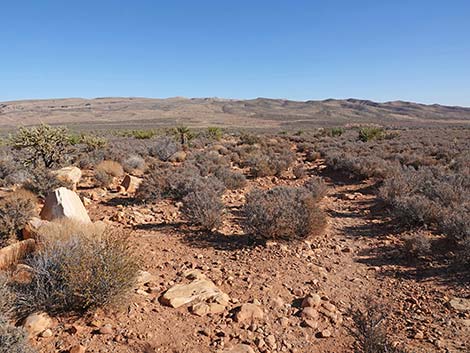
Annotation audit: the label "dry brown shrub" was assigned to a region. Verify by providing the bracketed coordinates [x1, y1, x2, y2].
[0, 190, 37, 246]
[244, 186, 326, 241]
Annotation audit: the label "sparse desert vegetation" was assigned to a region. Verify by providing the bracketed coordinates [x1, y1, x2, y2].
[0, 122, 468, 353]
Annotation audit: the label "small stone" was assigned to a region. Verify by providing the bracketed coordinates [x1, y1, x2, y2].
[23, 312, 52, 337]
[265, 334, 276, 347]
[223, 344, 255, 353]
[414, 331, 424, 339]
[301, 294, 321, 308]
[69, 345, 86, 353]
[319, 329, 332, 338]
[234, 303, 264, 323]
[99, 324, 113, 335]
[449, 297, 470, 311]
[302, 319, 318, 329]
[40, 329, 53, 338]
[301, 307, 319, 320]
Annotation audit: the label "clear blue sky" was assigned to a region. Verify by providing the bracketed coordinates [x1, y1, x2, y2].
[1, 1, 469, 106]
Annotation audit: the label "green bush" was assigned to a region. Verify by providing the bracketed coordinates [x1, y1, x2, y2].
[9, 124, 72, 168]
[358, 127, 385, 142]
[0, 316, 36, 353]
[206, 127, 223, 141]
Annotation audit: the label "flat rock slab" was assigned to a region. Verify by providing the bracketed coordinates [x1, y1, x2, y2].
[0, 239, 36, 270]
[160, 272, 229, 310]
[40, 187, 91, 223]
[449, 297, 470, 311]
[121, 174, 142, 193]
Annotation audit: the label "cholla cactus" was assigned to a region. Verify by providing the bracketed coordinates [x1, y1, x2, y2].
[9, 124, 72, 168]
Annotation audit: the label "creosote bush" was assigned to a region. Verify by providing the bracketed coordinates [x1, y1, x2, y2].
[244, 186, 326, 240]
[0, 190, 37, 247]
[303, 176, 328, 201]
[14, 228, 138, 318]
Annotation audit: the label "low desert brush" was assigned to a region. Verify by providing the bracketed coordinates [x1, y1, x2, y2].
[0, 190, 37, 247]
[244, 186, 326, 240]
[14, 229, 138, 318]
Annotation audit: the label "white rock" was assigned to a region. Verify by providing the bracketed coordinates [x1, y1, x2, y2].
[23, 312, 52, 337]
[40, 187, 91, 223]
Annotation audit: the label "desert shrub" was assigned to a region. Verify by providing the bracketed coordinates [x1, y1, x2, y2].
[391, 195, 440, 227]
[328, 127, 345, 137]
[247, 149, 295, 178]
[325, 152, 391, 179]
[77, 133, 108, 152]
[173, 126, 194, 145]
[239, 133, 261, 145]
[9, 124, 72, 168]
[14, 230, 138, 317]
[349, 300, 409, 353]
[0, 190, 37, 246]
[130, 129, 156, 140]
[149, 136, 181, 161]
[0, 316, 36, 353]
[243, 186, 326, 240]
[0, 275, 15, 318]
[214, 167, 247, 190]
[437, 208, 470, 242]
[136, 164, 225, 203]
[189, 151, 230, 177]
[181, 186, 225, 230]
[23, 167, 72, 198]
[305, 149, 321, 162]
[293, 165, 306, 179]
[121, 154, 146, 173]
[303, 176, 328, 201]
[358, 127, 385, 142]
[206, 127, 223, 141]
[96, 160, 124, 177]
[94, 160, 124, 187]
[402, 232, 431, 257]
[0, 157, 27, 187]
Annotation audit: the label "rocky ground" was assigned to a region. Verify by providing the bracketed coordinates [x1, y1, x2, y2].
[22, 160, 470, 353]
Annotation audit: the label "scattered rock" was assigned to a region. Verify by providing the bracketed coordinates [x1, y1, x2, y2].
[301, 294, 321, 308]
[121, 174, 142, 193]
[69, 344, 86, 353]
[136, 270, 156, 287]
[51, 166, 82, 190]
[169, 151, 187, 162]
[301, 307, 319, 320]
[22, 217, 49, 240]
[223, 344, 255, 353]
[160, 275, 229, 309]
[0, 239, 36, 270]
[23, 312, 53, 337]
[40, 328, 53, 338]
[319, 329, 332, 338]
[449, 297, 470, 311]
[40, 187, 91, 223]
[234, 303, 264, 323]
[99, 324, 113, 335]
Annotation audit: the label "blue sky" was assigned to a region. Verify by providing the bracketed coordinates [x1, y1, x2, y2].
[1, 1, 469, 105]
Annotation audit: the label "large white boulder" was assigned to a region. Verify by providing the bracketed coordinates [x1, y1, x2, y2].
[39, 187, 91, 223]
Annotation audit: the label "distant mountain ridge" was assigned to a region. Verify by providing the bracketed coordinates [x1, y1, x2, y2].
[1, 97, 469, 129]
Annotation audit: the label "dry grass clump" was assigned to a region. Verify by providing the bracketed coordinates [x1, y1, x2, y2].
[14, 228, 138, 318]
[94, 160, 124, 187]
[0, 190, 37, 247]
[189, 150, 230, 177]
[349, 300, 409, 353]
[0, 275, 15, 318]
[402, 232, 431, 258]
[243, 186, 326, 240]
[181, 185, 225, 231]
